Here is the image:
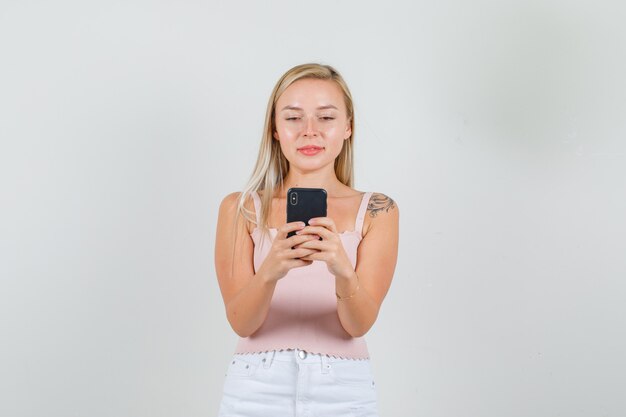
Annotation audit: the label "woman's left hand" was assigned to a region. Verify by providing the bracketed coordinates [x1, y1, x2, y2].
[293, 217, 354, 280]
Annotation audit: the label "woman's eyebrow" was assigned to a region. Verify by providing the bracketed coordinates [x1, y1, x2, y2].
[280, 105, 339, 111]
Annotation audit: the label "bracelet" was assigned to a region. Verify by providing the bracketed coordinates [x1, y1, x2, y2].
[336, 275, 360, 301]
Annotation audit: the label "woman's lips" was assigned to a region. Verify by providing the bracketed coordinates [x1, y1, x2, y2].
[298, 147, 324, 156]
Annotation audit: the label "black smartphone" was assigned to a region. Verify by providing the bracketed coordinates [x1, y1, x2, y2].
[286, 188, 327, 238]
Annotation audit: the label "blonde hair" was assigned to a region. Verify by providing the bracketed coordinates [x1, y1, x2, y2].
[236, 63, 356, 238]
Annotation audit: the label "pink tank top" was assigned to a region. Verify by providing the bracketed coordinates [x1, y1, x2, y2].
[234, 190, 373, 359]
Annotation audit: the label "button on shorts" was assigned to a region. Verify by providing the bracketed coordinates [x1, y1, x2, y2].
[217, 349, 379, 417]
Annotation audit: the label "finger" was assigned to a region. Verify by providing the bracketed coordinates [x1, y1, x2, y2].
[286, 234, 320, 251]
[281, 256, 314, 269]
[308, 217, 338, 233]
[277, 221, 306, 240]
[287, 233, 320, 247]
[293, 239, 328, 251]
[296, 225, 334, 240]
[288, 247, 319, 259]
[291, 259, 313, 268]
[298, 252, 322, 262]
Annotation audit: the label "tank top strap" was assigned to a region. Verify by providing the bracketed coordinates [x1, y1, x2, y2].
[250, 190, 262, 225]
[354, 192, 373, 235]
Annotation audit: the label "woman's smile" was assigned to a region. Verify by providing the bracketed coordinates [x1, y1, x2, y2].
[298, 145, 324, 156]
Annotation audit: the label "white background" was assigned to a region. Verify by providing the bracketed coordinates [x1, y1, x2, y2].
[1, 1, 625, 416]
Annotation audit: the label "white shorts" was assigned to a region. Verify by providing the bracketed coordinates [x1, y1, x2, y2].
[217, 348, 379, 417]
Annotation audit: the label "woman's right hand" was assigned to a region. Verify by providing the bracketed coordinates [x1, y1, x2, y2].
[257, 221, 320, 284]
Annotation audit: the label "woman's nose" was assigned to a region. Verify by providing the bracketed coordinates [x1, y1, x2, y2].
[303, 117, 318, 136]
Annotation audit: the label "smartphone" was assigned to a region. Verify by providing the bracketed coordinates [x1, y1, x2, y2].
[286, 187, 327, 238]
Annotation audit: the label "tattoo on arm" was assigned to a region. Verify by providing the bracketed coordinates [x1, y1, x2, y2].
[367, 193, 396, 217]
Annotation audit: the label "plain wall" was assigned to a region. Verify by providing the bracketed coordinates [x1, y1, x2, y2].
[1, 1, 625, 416]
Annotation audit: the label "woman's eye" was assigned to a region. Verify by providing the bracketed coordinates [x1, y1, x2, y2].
[320, 116, 335, 121]
[286, 117, 301, 121]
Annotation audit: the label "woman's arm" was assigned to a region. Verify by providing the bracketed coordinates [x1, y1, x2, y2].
[335, 193, 399, 337]
[214, 192, 276, 338]
[295, 192, 400, 337]
[214, 192, 319, 337]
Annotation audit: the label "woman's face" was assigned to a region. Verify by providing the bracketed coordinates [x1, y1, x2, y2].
[273, 78, 351, 172]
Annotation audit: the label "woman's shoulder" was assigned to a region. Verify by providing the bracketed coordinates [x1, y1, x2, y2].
[218, 191, 257, 230]
[219, 190, 256, 206]
[220, 191, 240, 204]
[219, 191, 248, 210]
[365, 192, 398, 216]
[361, 191, 399, 236]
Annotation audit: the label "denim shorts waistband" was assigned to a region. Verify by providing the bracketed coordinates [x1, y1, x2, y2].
[234, 349, 370, 365]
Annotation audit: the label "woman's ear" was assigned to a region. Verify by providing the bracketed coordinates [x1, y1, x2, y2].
[273, 131, 279, 140]
[344, 121, 352, 140]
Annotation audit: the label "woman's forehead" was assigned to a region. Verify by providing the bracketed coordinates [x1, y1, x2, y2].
[277, 79, 344, 108]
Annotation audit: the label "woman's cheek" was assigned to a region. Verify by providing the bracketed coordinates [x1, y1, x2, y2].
[281, 126, 301, 139]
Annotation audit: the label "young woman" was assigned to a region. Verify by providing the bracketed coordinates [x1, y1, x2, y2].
[214, 63, 399, 416]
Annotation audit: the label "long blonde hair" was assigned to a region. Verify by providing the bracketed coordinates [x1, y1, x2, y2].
[236, 63, 356, 238]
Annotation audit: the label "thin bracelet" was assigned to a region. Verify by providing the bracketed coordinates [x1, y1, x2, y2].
[336, 275, 360, 301]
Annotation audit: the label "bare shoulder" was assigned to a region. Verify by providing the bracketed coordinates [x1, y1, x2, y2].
[218, 191, 242, 221]
[220, 191, 241, 208]
[219, 191, 257, 211]
[363, 192, 399, 235]
[218, 191, 255, 233]
[367, 192, 398, 217]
